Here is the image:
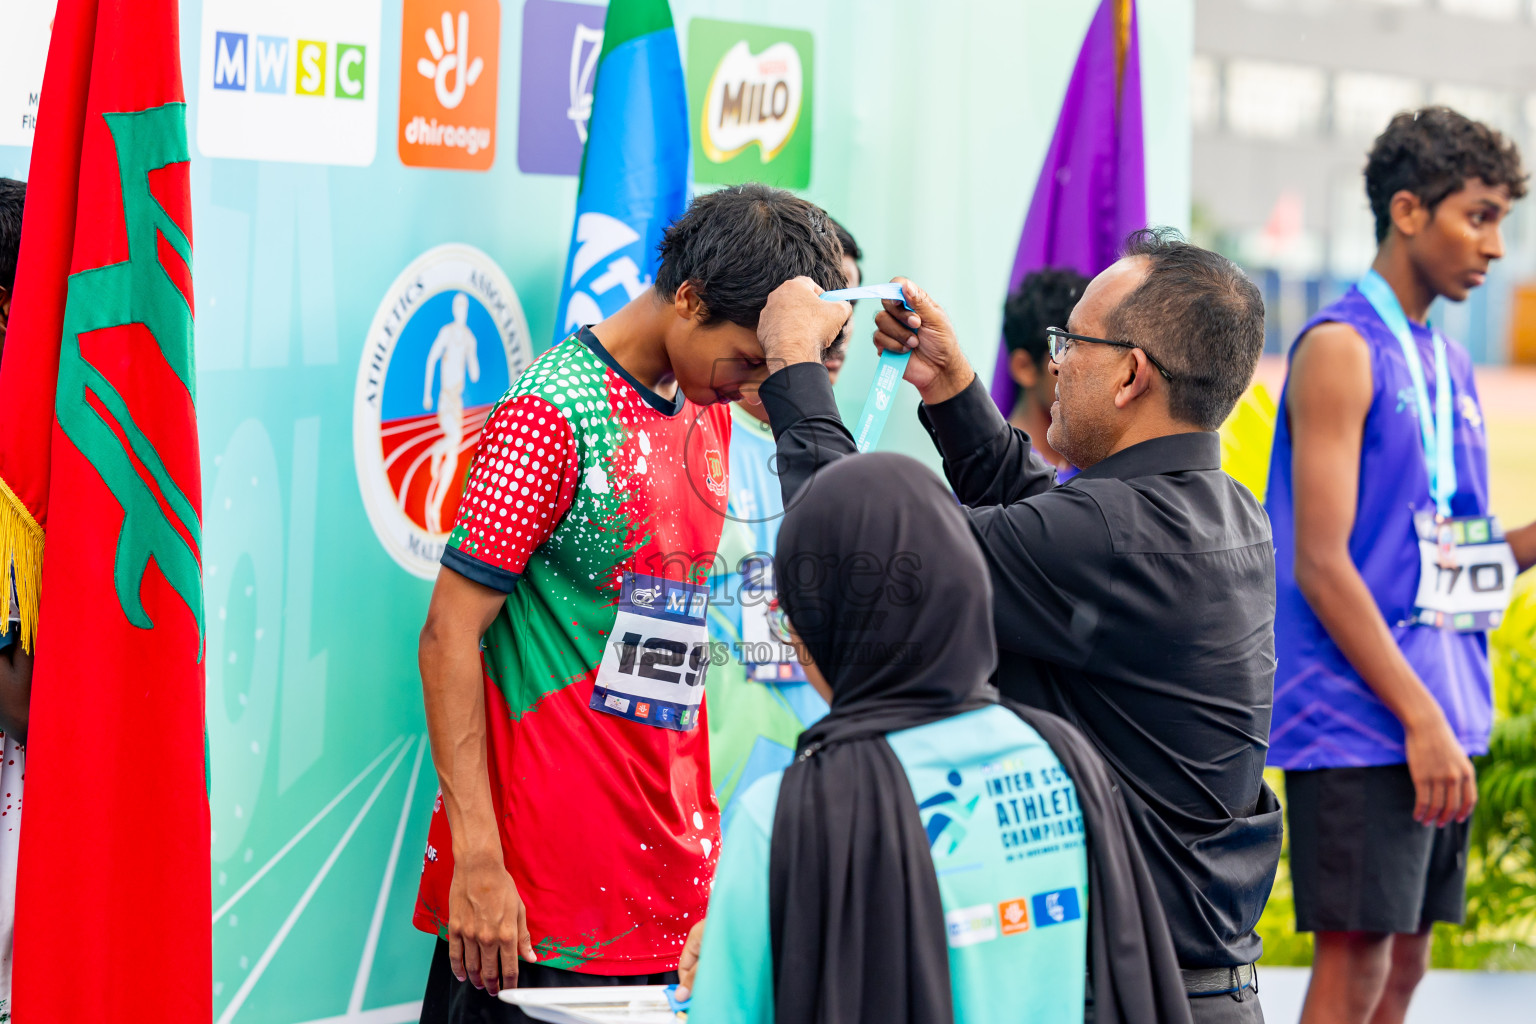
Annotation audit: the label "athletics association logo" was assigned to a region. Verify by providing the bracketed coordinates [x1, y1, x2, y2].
[353, 244, 533, 578]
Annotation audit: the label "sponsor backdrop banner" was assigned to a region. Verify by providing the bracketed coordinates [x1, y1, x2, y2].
[0, 1, 1191, 1020]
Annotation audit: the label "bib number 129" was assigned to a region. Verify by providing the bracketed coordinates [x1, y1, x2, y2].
[592, 572, 711, 731]
[611, 632, 711, 687]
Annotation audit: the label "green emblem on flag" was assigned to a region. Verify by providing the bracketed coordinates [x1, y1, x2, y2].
[55, 101, 203, 641]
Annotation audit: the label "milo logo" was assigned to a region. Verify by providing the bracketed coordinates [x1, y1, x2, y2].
[703, 41, 803, 163]
[687, 18, 814, 188]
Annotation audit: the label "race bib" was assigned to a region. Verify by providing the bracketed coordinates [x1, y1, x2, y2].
[591, 572, 710, 730]
[738, 563, 807, 684]
[1410, 511, 1517, 632]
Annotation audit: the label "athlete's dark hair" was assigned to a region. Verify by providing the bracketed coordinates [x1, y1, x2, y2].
[829, 216, 861, 266]
[0, 177, 24, 299]
[1103, 227, 1265, 431]
[1002, 267, 1091, 366]
[656, 183, 846, 330]
[1366, 107, 1528, 244]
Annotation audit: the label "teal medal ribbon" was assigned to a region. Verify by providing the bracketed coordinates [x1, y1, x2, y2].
[1357, 269, 1457, 517]
[821, 283, 916, 452]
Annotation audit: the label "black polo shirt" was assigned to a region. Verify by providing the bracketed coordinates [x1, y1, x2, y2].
[759, 363, 1282, 969]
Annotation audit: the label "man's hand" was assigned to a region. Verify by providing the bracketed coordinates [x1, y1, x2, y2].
[448, 849, 536, 995]
[757, 277, 851, 368]
[675, 917, 706, 1000]
[871, 278, 974, 404]
[1404, 711, 1478, 827]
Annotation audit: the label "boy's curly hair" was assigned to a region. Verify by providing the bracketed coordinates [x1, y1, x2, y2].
[1366, 107, 1528, 243]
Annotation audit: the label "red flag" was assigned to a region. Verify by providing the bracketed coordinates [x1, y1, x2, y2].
[0, 0, 208, 1019]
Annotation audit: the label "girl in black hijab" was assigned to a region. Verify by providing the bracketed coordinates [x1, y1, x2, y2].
[681, 453, 1190, 1024]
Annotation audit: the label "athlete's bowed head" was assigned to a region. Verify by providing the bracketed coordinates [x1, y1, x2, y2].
[651, 183, 850, 407]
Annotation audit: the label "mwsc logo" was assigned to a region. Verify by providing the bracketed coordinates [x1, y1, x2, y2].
[196, 0, 381, 165]
[353, 245, 533, 578]
[212, 33, 366, 100]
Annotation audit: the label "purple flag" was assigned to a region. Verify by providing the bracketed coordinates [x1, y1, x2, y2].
[989, 0, 1146, 414]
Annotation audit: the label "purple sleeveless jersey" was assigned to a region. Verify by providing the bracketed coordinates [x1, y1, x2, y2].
[1266, 286, 1493, 769]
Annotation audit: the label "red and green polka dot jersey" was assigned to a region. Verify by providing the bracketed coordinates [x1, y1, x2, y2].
[413, 328, 733, 974]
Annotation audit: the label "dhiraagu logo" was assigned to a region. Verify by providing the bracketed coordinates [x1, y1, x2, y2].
[197, 0, 380, 165]
[918, 769, 982, 857]
[686, 18, 813, 188]
[398, 0, 502, 171]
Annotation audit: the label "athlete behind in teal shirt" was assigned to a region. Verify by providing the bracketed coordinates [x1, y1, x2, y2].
[680, 453, 1190, 1024]
[705, 219, 862, 823]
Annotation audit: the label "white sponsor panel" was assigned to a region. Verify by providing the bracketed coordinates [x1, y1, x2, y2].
[196, 0, 381, 166]
[945, 903, 999, 948]
[0, 0, 56, 148]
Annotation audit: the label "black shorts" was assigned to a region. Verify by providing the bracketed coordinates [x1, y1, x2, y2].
[420, 939, 679, 1024]
[1285, 764, 1469, 935]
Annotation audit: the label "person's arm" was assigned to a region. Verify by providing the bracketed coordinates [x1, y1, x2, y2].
[873, 279, 1056, 506]
[917, 377, 1058, 507]
[758, 361, 855, 505]
[755, 278, 857, 504]
[0, 637, 32, 743]
[676, 785, 777, 1023]
[1506, 520, 1536, 573]
[419, 393, 580, 993]
[1287, 322, 1475, 828]
[420, 570, 536, 995]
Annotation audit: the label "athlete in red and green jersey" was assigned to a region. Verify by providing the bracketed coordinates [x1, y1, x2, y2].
[415, 323, 734, 968]
[415, 185, 852, 1012]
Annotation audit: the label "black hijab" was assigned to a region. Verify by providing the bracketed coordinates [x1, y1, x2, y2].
[766, 453, 1191, 1024]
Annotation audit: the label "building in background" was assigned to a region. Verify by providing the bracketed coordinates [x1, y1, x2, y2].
[1191, 0, 1536, 363]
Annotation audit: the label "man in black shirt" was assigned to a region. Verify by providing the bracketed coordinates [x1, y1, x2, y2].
[754, 229, 1281, 1024]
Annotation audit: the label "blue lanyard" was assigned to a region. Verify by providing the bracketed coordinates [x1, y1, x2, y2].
[1356, 270, 1457, 517]
[820, 283, 916, 452]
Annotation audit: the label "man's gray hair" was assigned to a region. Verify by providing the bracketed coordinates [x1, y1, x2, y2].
[1103, 227, 1266, 431]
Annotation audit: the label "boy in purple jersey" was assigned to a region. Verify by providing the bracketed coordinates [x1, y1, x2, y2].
[1267, 109, 1536, 1024]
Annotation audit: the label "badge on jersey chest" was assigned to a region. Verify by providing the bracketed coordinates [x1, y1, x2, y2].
[1410, 511, 1517, 632]
[592, 572, 711, 730]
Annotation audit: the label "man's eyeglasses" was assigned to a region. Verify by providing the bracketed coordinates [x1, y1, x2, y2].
[1045, 326, 1176, 382]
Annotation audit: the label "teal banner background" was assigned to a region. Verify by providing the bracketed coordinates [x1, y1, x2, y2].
[0, 1, 1191, 1020]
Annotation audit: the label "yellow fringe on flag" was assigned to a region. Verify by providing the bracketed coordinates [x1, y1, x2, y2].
[0, 475, 43, 654]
